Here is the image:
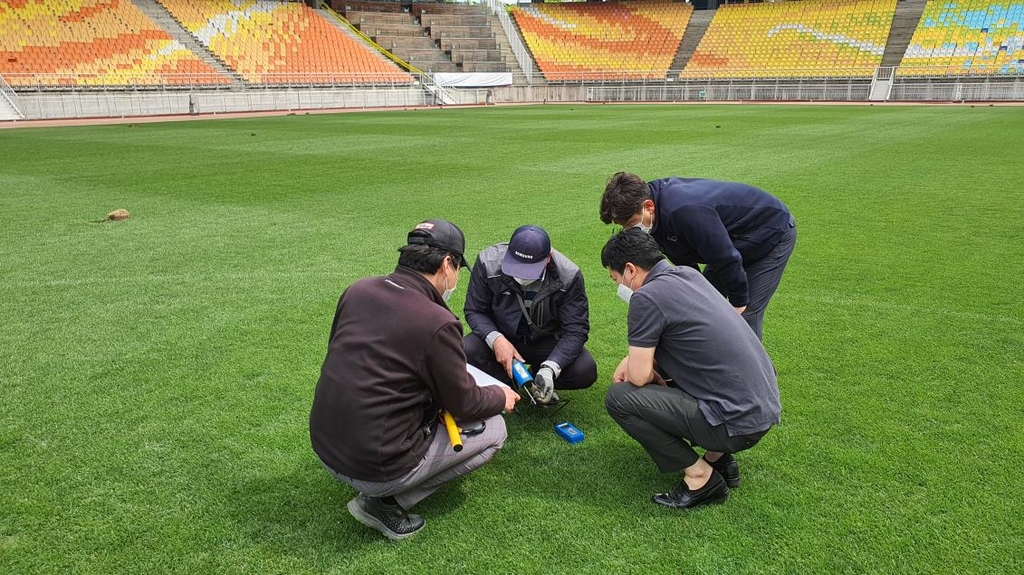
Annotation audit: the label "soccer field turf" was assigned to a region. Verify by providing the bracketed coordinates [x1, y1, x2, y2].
[2, 104, 1022, 574]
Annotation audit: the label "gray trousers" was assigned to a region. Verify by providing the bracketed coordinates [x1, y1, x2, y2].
[740, 220, 797, 340]
[323, 414, 507, 511]
[605, 383, 768, 473]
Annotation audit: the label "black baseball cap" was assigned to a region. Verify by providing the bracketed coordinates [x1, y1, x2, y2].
[407, 219, 469, 268]
[502, 225, 551, 280]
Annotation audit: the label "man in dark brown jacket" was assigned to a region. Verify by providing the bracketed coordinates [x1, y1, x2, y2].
[310, 219, 519, 540]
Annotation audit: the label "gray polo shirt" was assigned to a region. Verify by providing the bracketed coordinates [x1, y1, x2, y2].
[627, 260, 781, 436]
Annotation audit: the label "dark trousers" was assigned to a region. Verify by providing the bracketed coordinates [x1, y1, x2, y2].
[605, 383, 768, 473]
[463, 333, 597, 390]
[708, 219, 797, 340]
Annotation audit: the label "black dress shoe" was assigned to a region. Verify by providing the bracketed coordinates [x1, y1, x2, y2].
[706, 453, 741, 488]
[651, 470, 730, 510]
[347, 494, 425, 540]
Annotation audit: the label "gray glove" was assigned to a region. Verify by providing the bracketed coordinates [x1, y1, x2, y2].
[531, 366, 556, 405]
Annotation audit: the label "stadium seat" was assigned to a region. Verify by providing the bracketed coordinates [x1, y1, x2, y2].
[154, 0, 414, 86]
[681, 0, 897, 79]
[899, 0, 1024, 76]
[0, 0, 230, 88]
[511, 1, 692, 81]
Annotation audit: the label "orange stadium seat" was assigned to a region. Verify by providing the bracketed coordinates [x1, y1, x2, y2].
[154, 0, 413, 85]
[511, 1, 692, 81]
[681, 0, 897, 79]
[0, 0, 230, 87]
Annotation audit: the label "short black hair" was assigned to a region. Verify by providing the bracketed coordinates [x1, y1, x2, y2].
[600, 172, 651, 224]
[398, 244, 459, 274]
[601, 228, 665, 274]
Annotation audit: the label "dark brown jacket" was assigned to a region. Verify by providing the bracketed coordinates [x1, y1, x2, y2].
[310, 265, 506, 482]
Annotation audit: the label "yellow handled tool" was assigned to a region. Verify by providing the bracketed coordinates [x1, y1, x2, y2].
[442, 411, 463, 452]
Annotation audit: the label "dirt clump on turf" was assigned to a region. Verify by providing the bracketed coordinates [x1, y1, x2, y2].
[106, 209, 130, 221]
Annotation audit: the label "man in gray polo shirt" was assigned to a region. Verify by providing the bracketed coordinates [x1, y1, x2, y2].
[600, 229, 781, 510]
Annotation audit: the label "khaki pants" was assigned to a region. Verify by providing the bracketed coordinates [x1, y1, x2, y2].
[323, 414, 507, 510]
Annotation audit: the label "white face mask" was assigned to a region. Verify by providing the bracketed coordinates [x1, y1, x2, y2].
[632, 210, 653, 235]
[616, 268, 636, 303]
[441, 259, 457, 302]
[513, 277, 538, 287]
[616, 282, 633, 303]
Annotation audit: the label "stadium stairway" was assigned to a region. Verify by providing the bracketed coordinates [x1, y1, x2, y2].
[130, 0, 244, 88]
[317, 6, 417, 73]
[415, 4, 509, 74]
[0, 91, 21, 120]
[671, 8, 716, 73]
[879, 0, 929, 67]
[342, 7, 459, 72]
[485, 11, 527, 80]
[338, 3, 512, 75]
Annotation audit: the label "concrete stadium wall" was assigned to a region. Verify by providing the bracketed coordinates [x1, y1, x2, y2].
[493, 78, 1023, 104]
[8, 77, 1024, 121]
[16, 87, 429, 120]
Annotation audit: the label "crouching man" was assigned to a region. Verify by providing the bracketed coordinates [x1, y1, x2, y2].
[463, 225, 597, 405]
[600, 229, 780, 510]
[310, 219, 520, 540]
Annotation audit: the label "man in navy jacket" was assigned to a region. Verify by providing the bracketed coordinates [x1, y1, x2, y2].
[600, 172, 796, 340]
[464, 225, 597, 405]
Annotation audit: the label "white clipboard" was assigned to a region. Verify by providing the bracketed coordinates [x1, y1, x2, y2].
[467, 364, 504, 388]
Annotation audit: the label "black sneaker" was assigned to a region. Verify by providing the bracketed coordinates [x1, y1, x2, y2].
[347, 494, 425, 540]
[651, 470, 730, 510]
[706, 453, 741, 488]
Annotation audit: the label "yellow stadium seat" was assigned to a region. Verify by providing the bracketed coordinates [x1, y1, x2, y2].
[682, 0, 896, 79]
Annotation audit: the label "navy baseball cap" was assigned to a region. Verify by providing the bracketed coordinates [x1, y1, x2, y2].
[407, 219, 469, 268]
[502, 225, 551, 280]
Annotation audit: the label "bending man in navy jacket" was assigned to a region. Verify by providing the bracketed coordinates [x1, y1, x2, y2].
[600, 172, 797, 340]
[464, 225, 597, 405]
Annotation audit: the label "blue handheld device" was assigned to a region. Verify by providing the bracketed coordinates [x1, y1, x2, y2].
[554, 422, 584, 444]
[511, 359, 534, 388]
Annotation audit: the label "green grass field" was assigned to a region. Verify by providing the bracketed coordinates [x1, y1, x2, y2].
[2, 104, 1022, 574]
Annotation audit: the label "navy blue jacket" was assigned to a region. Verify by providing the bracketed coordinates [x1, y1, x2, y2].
[464, 244, 590, 370]
[649, 177, 793, 307]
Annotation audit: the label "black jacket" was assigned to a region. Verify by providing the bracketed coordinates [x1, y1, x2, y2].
[463, 244, 590, 369]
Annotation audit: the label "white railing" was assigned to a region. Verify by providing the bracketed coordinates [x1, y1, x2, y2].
[8, 68, 1024, 120]
[15, 85, 431, 119]
[483, 0, 534, 84]
[421, 73, 460, 105]
[1, 72, 420, 91]
[893, 64, 1024, 79]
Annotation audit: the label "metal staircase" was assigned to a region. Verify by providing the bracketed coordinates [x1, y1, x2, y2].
[0, 74, 24, 120]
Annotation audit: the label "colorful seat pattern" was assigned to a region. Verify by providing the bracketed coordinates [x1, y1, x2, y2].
[682, 0, 897, 79]
[512, 1, 692, 81]
[900, 0, 1024, 75]
[156, 0, 412, 85]
[0, 0, 228, 87]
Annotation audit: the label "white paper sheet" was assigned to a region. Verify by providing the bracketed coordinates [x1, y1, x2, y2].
[467, 364, 504, 388]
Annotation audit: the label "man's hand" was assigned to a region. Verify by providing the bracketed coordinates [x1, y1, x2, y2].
[533, 367, 556, 404]
[613, 356, 630, 383]
[734, 305, 747, 315]
[492, 336, 523, 379]
[500, 385, 521, 413]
